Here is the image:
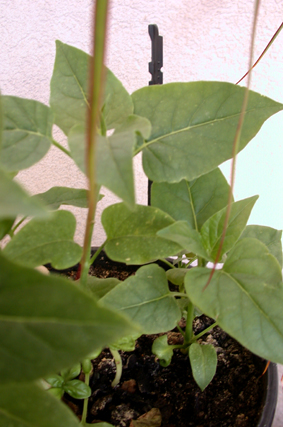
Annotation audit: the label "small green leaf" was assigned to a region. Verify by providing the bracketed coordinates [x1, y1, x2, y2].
[201, 196, 258, 259]
[0, 252, 138, 384]
[63, 380, 91, 399]
[152, 168, 231, 229]
[85, 276, 121, 299]
[48, 387, 65, 399]
[132, 82, 283, 182]
[0, 169, 49, 219]
[3, 210, 82, 269]
[101, 264, 181, 334]
[110, 333, 141, 352]
[240, 225, 282, 267]
[81, 358, 92, 375]
[152, 335, 174, 367]
[45, 374, 64, 388]
[166, 268, 188, 287]
[61, 363, 81, 381]
[189, 343, 217, 391]
[1, 96, 53, 171]
[34, 186, 90, 210]
[157, 221, 209, 260]
[0, 382, 81, 426]
[185, 238, 283, 364]
[102, 203, 183, 264]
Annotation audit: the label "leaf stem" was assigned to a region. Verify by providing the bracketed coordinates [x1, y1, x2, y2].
[184, 301, 195, 344]
[52, 139, 72, 158]
[81, 372, 90, 425]
[159, 258, 175, 269]
[191, 322, 218, 343]
[110, 349, 123, 387]
[89, 240, 107, 265]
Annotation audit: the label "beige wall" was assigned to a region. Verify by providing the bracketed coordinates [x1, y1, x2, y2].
[1, 0, 283, 245]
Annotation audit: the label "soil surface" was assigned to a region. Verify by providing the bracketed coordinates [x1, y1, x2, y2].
[55, 252, 267, 427]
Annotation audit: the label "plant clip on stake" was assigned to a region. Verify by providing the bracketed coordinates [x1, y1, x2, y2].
[148, 24, 163, 205]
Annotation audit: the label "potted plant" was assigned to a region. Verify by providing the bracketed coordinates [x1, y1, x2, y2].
[0, 1, 282, 426]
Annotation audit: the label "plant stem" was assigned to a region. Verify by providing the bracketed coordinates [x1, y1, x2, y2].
[110, 349, 123, 387]
[10, 216, 26, 235]
[52, 139, 72, 158]
[81, 372, 90, 425]
[191, 321, 218, 343]
[184, 301, 195, 344]
[159, 258, 175, 269]
[79, 0, 109, 284]
[89, 240, 107, 265]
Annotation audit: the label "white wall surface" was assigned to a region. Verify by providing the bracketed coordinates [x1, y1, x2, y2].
[1, 0, 283, 245]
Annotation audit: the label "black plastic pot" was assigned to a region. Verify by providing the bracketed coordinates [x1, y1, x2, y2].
[257, 362, 278, 427]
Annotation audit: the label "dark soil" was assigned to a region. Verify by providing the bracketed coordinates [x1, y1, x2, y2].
[55, 251, 267, 427]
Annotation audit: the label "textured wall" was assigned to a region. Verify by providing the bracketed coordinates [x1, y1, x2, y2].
[1, 0, 283, 246]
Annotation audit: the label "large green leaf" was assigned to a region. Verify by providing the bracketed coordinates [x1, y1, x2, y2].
[85, 276, 120, 299]
[69, 126, 135, 208]
[0, 253, 138, 384]
[0, 96, 53, 171]
[34, 186, 90, 210]
[101, 264, 181, 334]
[102, 203, 183, 264]
[0, 382, 80, 427]
[50, 41, 133, 135]
[152, 168, 232, 230]
[240, 225, 282, 268]
[3, 210, 82, 269]
[189, 343, 217, 391]
[0, 218, 15, 239]
[0, 169, 49, 219]
[200, 196, 258, 259]
[132, 82, 283, 182]
[185, 238, 283, 364]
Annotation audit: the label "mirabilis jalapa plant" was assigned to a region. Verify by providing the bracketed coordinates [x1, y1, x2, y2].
[0, 1, 283, 425]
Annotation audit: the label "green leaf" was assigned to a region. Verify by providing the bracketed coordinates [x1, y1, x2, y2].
[0, 252, 138, 384]
[3, 210, 82, 269]
[200, 196, 258, 259]
[34, 186, 90, 210]
[110, 333, 141, 352]
[48, 387, 64, 399]
[0, 382, 81, 427]
[132, 82, 283, 182]
[50, 41, 132, 134]
[63, 379, 91, 399]
[45, 374, 64, 388]
[68, 127, 135, 208]
[61, 363, 81, 381]
[152, 335, 174, 367]
[0, 217, 15, 239]
[166, 268, 188, 287]
[1, 96, 53, 171]
[185, 238, 283, 364]
[0, 169, 49, 219]
[240, 225, 282, 268]
[114, 114, 152, 139]
[189, 343, 217, 391]
[102, 203, 183, 264]
[152, 168, 232, 229]
[101, 264, 181, 334]
[157, 221, 209, 260]
[86, 276, 121, 299]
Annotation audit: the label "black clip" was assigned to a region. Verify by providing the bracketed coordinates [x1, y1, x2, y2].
[148, 24, 163, 85]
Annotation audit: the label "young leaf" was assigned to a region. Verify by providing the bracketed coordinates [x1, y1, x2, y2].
[3, 210, 82, 269]
[132, 82, 283, 182]
[85, 276, 121, 299]
[50, 41, 132, 134]
[0, 169, 49, 219]
[61, 363, 81, 381]
[189, 343, 217, 391]
[152, 335, 174, 367]
[110, 333, 141, 352]
[63, 380, 91, 399]
[166, 268, 188, 287]
[102, 203, 183, 264]
[101, 264, 181, 334]
[34, 186, 91, 210]
[240, 225, 282, 267]
[45, 374, 65, 388]
[157, 221, 209, 260]
[0, 382, 81, 427]
[185, 238, 283, 364]
[200, 195, 258, 259]
[151, 168, 232, 229]
[68, 127, 135, 208]
[0, 253, 138, 384]
[1, 96, 53, 171]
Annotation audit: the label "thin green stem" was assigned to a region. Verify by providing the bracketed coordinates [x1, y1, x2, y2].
[110, 349, 123, 387]
[52, 139, 72, 158]
[10, 216, 26, 234]
[191, 322, 218, 343]
[159, 258, 176, 269]
[81, 372, 90, 425]
[171, 292, 188, 299]
[89, 240, 107, 265]
[79, 0, 109, 285]
[176, 324, 185, 337]
[184, 301, 195, 344]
